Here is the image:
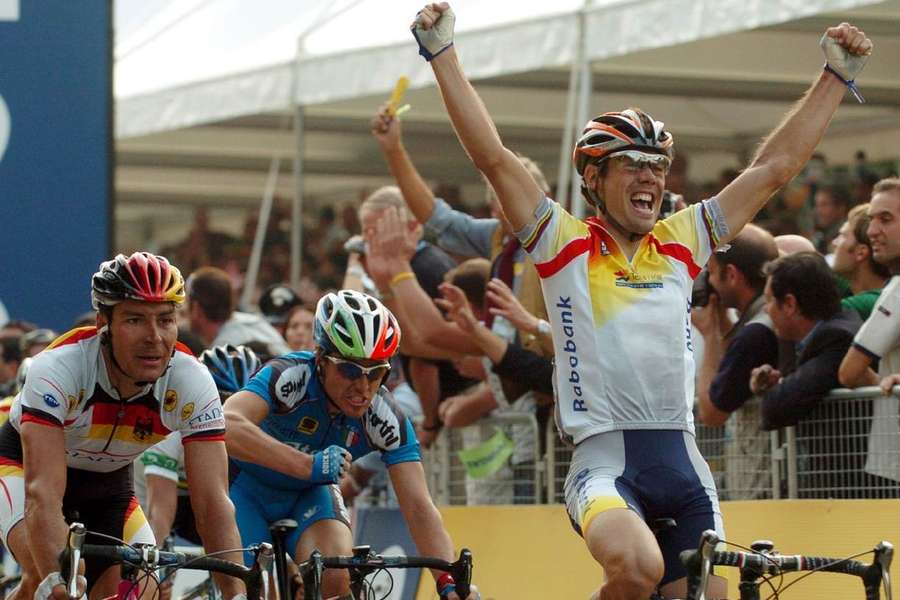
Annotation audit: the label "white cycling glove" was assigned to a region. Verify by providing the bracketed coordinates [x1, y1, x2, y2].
[34, 572, 87, 600]
[411, 6, 455, 61]
[820, 33, 869, 103]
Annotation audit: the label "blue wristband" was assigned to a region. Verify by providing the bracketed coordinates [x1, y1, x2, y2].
[824, 63, 865, 103]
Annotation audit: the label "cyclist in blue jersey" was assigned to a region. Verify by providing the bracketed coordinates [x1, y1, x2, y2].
[411, 4, 873, 599]
[224, 290, 478, 600]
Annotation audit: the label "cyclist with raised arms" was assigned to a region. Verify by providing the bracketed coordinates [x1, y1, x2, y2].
[0, 252, 245, 600]
[411, 4, 873, 599]
[224, 289, 478, 600]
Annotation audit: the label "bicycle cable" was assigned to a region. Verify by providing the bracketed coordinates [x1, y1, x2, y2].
[715, 538, 787, 598]
[157, 546, 258, 587]
[762, 548, 873, 600]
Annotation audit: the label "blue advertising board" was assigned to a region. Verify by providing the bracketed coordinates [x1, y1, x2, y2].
[353, 507, 422, 600]
[0, 0, 112, 331]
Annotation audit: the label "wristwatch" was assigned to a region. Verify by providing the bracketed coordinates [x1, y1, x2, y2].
[536, 319, 551, 336]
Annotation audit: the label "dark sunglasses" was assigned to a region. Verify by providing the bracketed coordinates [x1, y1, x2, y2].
[324, 355, 391, 382]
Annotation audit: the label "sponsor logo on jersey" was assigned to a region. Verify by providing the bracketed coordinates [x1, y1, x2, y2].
[65, 389, 84, 411]
[43, 394, 60, 408]
[272, 364, 311, 413]
[302, 505, 319, 521]
[367, 410, 399, 447]
[556, 296, 587, 413]
[181, 402, 195, 421]
[164, 390, 178, 412]
[297, 416, 319, 435]
[188, 406, 223, 428]
[133, 416, 154, 441]
[878, 305, 892, 318]
[613, 269, 663, 289]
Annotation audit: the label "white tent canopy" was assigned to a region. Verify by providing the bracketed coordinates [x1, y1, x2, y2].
[114, 0, 900, 243]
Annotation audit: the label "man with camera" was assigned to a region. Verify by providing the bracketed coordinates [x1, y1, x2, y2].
[692, 225, 780, 499]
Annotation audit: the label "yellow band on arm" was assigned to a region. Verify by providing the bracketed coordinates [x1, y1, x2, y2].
[390, 271, 416, 287]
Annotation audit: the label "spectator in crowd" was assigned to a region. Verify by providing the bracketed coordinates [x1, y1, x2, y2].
[0, 336, 21, 397]
[283, 304, 315, 352]
[774, 234, 817, 257]
[357, 185, 475, 448]
[186, 266, 290, 355]
[258, 284, 303, 338]
[812, 185, 850, 255]
[832, 203, 891, 320]
[839, 178, 900, 487]
[694, 225, 780, 426]
[753, 252, 864, 497]
[19, 328, 57, 358]
[370, 103, 554, 361]
[692, 225, 779, 500]
[753, 253, 861, 428]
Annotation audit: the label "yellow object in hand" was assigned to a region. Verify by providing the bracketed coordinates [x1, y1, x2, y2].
[387, 76, 410, 115]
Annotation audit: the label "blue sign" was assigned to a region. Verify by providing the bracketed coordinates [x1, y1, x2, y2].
[353, 507, 422, 600]
[0, 0, 111, 331]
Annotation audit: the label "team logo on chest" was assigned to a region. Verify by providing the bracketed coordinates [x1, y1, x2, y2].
[164, 390, 178, 412]
[613, 269, 663, 289]
[133, 416, 154, 441]
[297, 416, 319, 435]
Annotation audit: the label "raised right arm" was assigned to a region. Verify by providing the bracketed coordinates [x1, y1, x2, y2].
[372, 104, 438, 224]
[415, 4, 544, 230]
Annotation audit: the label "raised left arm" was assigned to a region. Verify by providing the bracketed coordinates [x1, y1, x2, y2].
[716, 24, 872, 238]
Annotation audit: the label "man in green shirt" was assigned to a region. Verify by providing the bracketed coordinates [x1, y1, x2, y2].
[832, 203, 891, 319]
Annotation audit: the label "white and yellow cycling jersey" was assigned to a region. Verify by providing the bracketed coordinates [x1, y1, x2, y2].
[517, 196, 728, 444]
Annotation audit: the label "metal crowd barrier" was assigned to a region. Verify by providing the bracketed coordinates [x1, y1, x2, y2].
[417, 386, 900, 506]
[421, 412, 542, 505]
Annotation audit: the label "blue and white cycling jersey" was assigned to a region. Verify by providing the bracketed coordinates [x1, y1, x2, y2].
[234, 351, 420, 491]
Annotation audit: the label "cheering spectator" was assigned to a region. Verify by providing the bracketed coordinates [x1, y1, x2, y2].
[839, 177, 900, 485]
[832, 204, 891, 320]
[186, 267, 290, 355]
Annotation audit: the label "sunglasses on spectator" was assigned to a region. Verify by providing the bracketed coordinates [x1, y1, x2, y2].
[611, 150, 671, 176]
[324, 355, 391, 382]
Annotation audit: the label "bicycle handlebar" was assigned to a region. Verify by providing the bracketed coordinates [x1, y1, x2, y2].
[681, 530, 893, 600]
[60, 523, 275, 600]
[298, 546, 473, 600]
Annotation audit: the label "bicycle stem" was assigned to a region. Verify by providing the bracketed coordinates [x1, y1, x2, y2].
[66, 523, 86, 599]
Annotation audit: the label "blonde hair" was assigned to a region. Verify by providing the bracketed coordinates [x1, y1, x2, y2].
[359, 186, 412, 220]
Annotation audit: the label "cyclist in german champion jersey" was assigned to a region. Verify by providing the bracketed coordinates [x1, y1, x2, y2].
[141, 344, 262, 546]
[412, 4, 873, 599]
[224, 290, 478, 600]
[0, 253, 245, 600]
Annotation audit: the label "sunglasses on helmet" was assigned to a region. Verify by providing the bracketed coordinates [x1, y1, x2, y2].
[610, 150, 671, 176]
[324, 355, 391, 382]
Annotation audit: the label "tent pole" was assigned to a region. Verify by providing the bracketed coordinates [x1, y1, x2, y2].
[569, 0, 594, 219]
[239, 157, 280, 311]
[291, 105, 304, 289]
[571, 2, 593, 220]
[556, 6, 587, 211]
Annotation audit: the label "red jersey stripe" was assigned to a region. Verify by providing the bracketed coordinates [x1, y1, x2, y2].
[535, 235, 593, 278]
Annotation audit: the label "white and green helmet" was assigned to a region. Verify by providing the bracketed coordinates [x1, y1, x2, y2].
[314, 290, 400, 360]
